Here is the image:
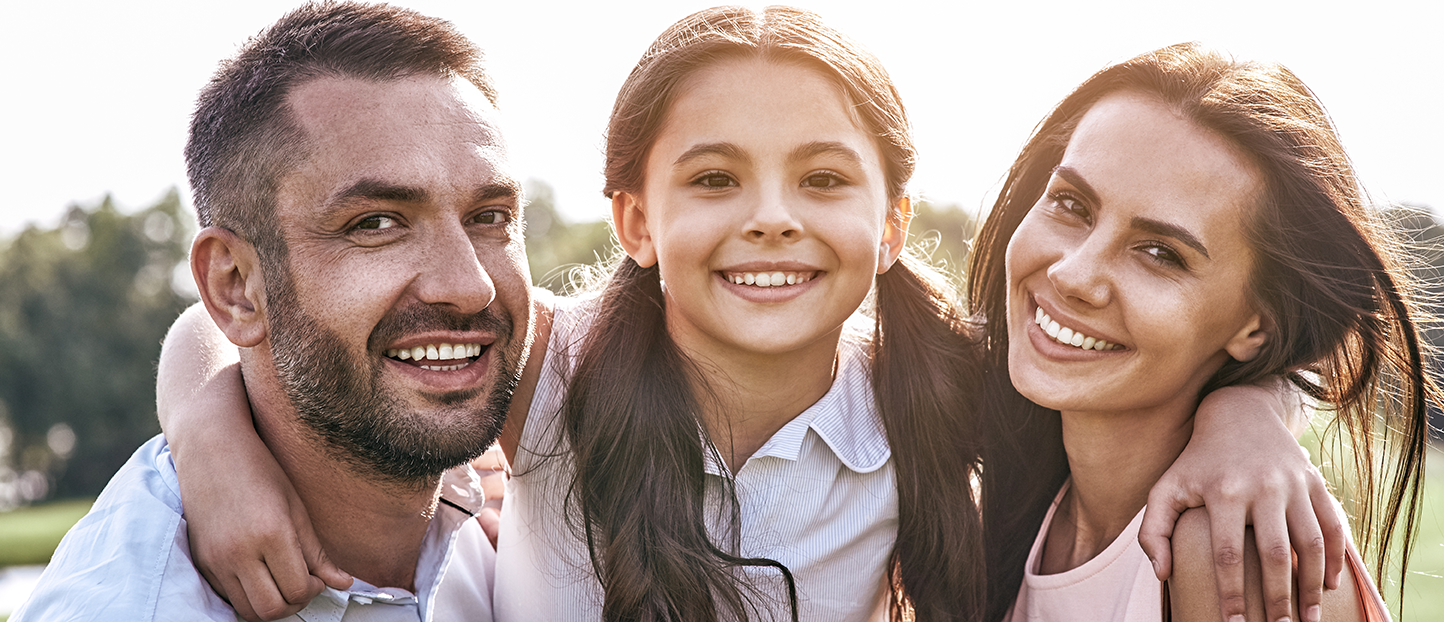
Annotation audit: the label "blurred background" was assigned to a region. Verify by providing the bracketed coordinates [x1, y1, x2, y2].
[1, 0, 1441, 619]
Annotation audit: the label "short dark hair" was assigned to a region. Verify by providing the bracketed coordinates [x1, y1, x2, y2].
[185, 1, 497, 266]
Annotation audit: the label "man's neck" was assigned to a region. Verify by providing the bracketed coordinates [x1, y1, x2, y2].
[247, 371, 440, 592]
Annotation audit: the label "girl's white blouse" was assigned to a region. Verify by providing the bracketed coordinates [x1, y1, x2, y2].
[493, 295, 897, 621]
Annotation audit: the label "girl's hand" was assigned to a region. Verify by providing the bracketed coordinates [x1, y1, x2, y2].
[1138, 381, 1346, 622]
[159, 304, 351, 620]
[470, 444, 508, 547]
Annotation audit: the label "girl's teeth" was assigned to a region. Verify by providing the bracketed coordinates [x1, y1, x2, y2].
[728, 271, 813, 287]
[1034, 309, 1120, 351]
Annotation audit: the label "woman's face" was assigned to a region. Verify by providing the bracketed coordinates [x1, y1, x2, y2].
[613, 57, 905, 361]
[1005, 91, 1269, 415]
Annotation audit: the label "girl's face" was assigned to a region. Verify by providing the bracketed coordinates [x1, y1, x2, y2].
[613, 57, 905, 360]
[1005, 91, 1269, 415]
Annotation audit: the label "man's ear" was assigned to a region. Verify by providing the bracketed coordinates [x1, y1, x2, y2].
[191, 227, 268, 348]
[876, 196, 912, 274]
[611, 191, 657, 268]
[1225, 311, 1271, 362]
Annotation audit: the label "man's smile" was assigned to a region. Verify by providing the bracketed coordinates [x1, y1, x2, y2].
[384, 342, 485, 371]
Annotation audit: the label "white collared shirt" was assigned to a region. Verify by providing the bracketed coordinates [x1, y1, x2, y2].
[13, 435, 495, 622]
[494, 295, 896, 621]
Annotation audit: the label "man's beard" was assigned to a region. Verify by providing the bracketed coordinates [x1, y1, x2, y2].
[265, 273, 517, 487]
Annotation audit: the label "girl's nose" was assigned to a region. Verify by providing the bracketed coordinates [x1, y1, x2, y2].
[744, 190, 802, 240]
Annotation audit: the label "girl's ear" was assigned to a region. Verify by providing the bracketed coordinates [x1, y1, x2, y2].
[877, 196, 912, 274]
[1225, 311, 1271, 362]
[612, 191, 658, 268]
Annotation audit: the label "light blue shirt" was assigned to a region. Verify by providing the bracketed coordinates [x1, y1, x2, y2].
[13, 434, 495, 622]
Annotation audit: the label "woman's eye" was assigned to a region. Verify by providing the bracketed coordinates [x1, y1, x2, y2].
[801, 173, 841, 188]
[694, 172, 736, 188]
[355, 215, 398, 230]
[472, 210, 510, 225]
[1142, 244, 1186, 268]
[1048, 192, 1092, 224]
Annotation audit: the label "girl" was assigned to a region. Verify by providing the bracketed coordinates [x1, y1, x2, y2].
[158, 9, 1340, 622]
[968, 43, 1432, 621]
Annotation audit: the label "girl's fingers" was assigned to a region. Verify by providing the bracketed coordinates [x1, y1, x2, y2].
[236, 562, 306, 621]
[1139, 484, 1192, 580]
[1204, 502, 1250, 622]
[293, 505, 352, 590]
[1249, 499, 1299, 622]
[1287, 496, 1327, 622]
[1312, 480, 1348, 591]
[264, 530, 325, 607]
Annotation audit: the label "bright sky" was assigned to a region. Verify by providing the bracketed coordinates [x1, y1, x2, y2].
[2, 1, 1439, 237]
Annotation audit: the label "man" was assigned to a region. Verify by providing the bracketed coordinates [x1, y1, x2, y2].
[13, 3, 531, 620]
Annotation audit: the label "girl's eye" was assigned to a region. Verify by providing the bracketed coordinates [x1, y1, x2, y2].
[1141, 244, 1187, 269]
[355, 215, 398, 230]
[801, 172, 843, 189]
[472, 210, 510, 225]
[693, 172, 736, 188]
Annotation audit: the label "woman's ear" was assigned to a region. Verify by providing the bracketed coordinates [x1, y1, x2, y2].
[877, 196, 912, 274]
[191, 227, 268, 348]
[1225, 312, 1272, 362]
[611, 191, 657, 268]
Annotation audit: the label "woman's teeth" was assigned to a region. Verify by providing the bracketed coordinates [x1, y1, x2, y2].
[385, 342, 482, 371]
[1034, 308, 1120, 351]
[726, 271, 815, 287]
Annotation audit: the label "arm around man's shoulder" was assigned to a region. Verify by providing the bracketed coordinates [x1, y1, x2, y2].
[1169, 507, 1366, 622]
[11, 435, 238, 622]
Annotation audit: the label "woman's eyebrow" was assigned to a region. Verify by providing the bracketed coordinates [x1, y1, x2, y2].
[1131, 216, 1210, 259]
[1052, 166, 1100, 204]
[1053, 165, 1210, 258]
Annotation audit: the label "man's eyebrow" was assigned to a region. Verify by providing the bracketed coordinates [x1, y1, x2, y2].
[790, 141, 863, 165]
[320, 177, 521, 219]
[673, 142, 750, 169]
[476, 177, 522, 204]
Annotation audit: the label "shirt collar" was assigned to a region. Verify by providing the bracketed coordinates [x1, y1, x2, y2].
[704, 335, 891, 476]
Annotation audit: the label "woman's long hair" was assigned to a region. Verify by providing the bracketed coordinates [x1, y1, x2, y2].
[561, 6, 986, 621]
[968, 42, 1437, 619]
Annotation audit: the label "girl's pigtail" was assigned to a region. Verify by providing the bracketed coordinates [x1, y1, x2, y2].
[873, 251, 988, 621]
[562, 257, 797, 622]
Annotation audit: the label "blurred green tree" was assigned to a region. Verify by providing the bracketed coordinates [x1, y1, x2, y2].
[523, 180, 615, 292]
[0, 191, 193, 504]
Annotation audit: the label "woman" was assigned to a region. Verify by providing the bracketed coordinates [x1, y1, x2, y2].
[969, 43, 1432, 621]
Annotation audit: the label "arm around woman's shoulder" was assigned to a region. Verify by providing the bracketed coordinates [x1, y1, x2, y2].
[1169, 507, 1366, 622]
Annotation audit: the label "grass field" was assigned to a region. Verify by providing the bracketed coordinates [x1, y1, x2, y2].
[0, 499, 92, 567]
[1, 449, 1442, 619]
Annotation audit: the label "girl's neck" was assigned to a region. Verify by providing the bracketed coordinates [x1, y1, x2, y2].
[677, 326, 845, 474]
[1040, 400, 1196, 575]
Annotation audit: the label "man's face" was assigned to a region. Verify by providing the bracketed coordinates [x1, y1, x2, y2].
[263, 74, 532, 484]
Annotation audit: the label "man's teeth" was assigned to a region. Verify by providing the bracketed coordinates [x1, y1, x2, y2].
[726, 271, 815, 287]
[384, 343, 483, 364]
[1034, 308, 1120, 351]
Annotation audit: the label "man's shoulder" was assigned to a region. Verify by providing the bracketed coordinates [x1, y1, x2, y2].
[12, 435, 237, 621]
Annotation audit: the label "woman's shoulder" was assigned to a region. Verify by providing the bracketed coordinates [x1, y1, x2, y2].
[1169, 508, 1370, 622]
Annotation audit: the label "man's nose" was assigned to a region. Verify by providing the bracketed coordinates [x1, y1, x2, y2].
[409, 221, 495, 315]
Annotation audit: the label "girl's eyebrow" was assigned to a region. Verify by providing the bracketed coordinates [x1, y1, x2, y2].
[789, 141, 863, 165]
[1053, 165, 1210, 259]
[673, 142, 750, 169]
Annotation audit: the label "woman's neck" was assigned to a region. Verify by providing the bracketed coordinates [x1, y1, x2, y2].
[676, 327, 845, 474]
[1040, 400, 1196, 575]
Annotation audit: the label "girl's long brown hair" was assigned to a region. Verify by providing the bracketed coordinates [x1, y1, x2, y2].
[969, 42, 1437, 619]
[561, 6, 986, 621]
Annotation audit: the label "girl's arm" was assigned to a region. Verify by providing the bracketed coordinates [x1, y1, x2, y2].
[1139, 381, 1346, 622]
[157, 303, 351, 621]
